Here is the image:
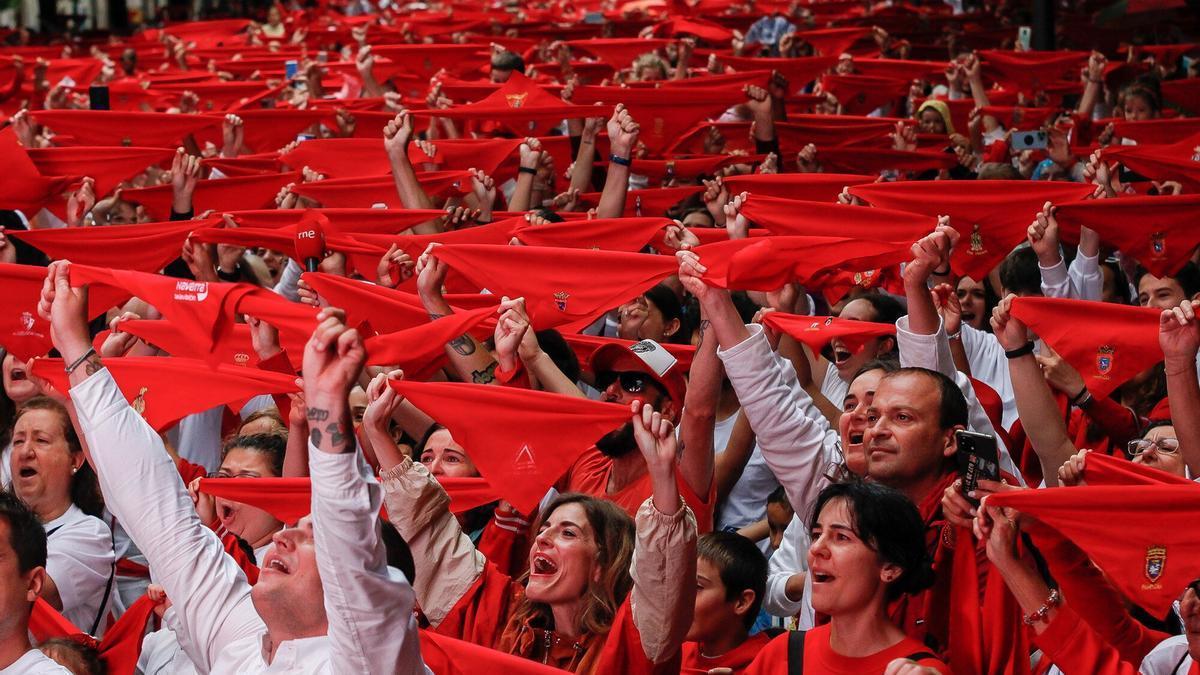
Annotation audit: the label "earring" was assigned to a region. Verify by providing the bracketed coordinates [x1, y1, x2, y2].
[71, 466, 78, 474]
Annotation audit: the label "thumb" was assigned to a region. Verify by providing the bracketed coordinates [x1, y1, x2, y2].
[54, 261, 72, 293]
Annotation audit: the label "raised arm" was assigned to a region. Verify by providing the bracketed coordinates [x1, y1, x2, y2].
[596, 104, 639, 219]
[301, 307, 426, 674]
[415, 244, 500, 384]
[677, 307, 719, 500]
[383, 112, 440, 234]
[1159, 299, 1200, 476]
[40, 261, 263, 671]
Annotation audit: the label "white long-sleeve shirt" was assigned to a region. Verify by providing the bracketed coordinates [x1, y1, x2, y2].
[1039, 251, 1102, 302]
[70, 369, 428, 674]
[960, 323, 1019, 428]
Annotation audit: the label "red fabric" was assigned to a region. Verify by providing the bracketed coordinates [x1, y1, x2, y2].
[565, 447, 715, 533]
[719, 173, 874, 200]
[848, 181, 1095, 279]
[989, 484, 1200, 616]
[1083, 451, 1195, 487]
[1103, 137, 1200, 192]
[30, 356, 299, 431]
[8, 217, 216, 273]
[26, 146, 175, 199]
[613, 155, 762, 182]
[389, 380, 629, 514]
[791, 27, 870, 56]
[0, 127, 75, 214]
[1053, 194, 1200, 278]
[31, 110, 222, 147]
[198, 108, 328, 154]
[761, 313, 897, 353]
[740, 195, 934, 241]
[0, 263, 125, 361]
[564, 333, 697, 375]
[812, 146, 958, 174]
[1162, 77, 1200, 115]
[563, 38, 674, 68]
[741, 624, 949, 674]
[577, 186, 705, 218]
[852, 58, 946, 82]
[1030, 606, 1140, 675]
[716, 54, 837, 86]
[681, 631, 772, 674]
[511, 216, 671, 252]
[694, 235, 909, 293]
[977, 50, 1088, 94]
[419, 629, 574, 675]
[289, 171, 470, 209]
[571, 84, 749, 154]
[821, 74, 910, 115]
[226, 207, 479, 233]
[409, 72, 613, 131]
[364, 305, 498, 377]
[119, 171, 301, 221]
[281, 137, 523, 179]
[431, 244, 676, 332]
[367, 44, 490, 79]
[1111, 118, 1200, 146]
[977, 106, 1059, 130]
[114, 319, 273, 368]
[188, 223, 381, 258]
[30, 594, 158, 674]
[1009, 297, 1162, 398]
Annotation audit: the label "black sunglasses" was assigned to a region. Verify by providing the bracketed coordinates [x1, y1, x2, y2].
[596, 371, 665, 396]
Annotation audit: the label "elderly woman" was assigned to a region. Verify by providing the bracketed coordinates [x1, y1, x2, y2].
[9, 397, 116, 636]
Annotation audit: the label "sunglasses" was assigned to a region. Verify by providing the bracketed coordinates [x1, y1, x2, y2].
[595, 371, 665, 396]
[1127, 438, 1180, 457]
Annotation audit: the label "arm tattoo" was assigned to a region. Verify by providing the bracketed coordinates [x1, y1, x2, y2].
[309, 428, 322, 447]
[306, 407, 330, 422]
[471, 362, 497, 384]
[428, 312, 445, 320]
[83, 355, 103, 376]
[696, 319, 711, 348]
[449, 334, 477, 356]
[326, 422, 353, 450]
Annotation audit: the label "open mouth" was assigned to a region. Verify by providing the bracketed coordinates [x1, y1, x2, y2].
[263, 555, 291, 575]
[10, 368, 26, 381]
[832, 348, 852, 365]
[961, 312, 976, 324]
[531, 553, 559, 576]
[849, 433, 864, 445]
[17, 467, 37, 478]
[812, 571, 835, 584]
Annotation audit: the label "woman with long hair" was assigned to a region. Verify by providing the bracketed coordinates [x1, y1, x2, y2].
[380, 402, 697, 673]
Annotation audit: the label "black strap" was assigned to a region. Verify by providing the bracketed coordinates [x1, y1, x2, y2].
[905, 651, 939, 662]
[88, 563, 115, 636]
[45, 525, 64, 538]
[787, 630, 806, 675]
[1172, 651, 1189, 675]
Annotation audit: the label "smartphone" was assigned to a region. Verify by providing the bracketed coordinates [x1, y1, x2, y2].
[1017, 26, 1032, 51]
[956, 430, 1000, 504]
[88, 84, 110, 110]
[284, 59, 299, 82]
[1010, 130, 1048, 151]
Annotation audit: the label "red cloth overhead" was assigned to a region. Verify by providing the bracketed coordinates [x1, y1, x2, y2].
[113, 318, 280, 368]
[390, 380, 629, 514]
[189, 223, 382, 258]
[289, 171, 470, 209]
[366, 44, 490, 79]
[7, 217, 217, 273]
[26, 146, 175, 198]
[791, 27, 870, 55]
[577, 186, 704, 218]
[300, 272, 498, 335]
[1083, 451, 1195, 487]
[352, 219, 519, 261]
[197, 108, 328, 155]
[364, 305, 498, 373]
[1162, 78, 1200, 115]
[848, 180, 1094, 279]
[281, 137, 523, 179]
[564, 38, 674, 68]
[201, 155, 283, 177]
[31, 356, 299, 431]
[571, 84, 749, 154]
[820, 74, 910, 115]
[120, 171, 301, 220]
[510, 216, 671, 252]
[977, 50, 1089, 93]
[653, 16, 734, 42]
[226, 207, 483, 233]
[762, 312, 897, 353]
[31, 110, 222, 147]
[811, 146, 958, 174]
[564, 333, 698, 374]
[420, 630, 576, 675]
[1103, 138, 1200, 192]
[977, 106, 1059, 130]
[1009, 297, 1162, 398]
[0, 263, 123, 361]
[721, 173, 875, 201]
[988, 485, 1200, 616]
[1110, 118, 1200, 145]
[0, 127, 75, 214]
[738, 195, 934, 241]
[694, 235, 909, 292]
[615, 155, 760, 181]
[715, 54, 836, 85]
[851, 58, 946, 82]
[1053, 194, 1200, 277]
[431, 244, 676, 332]
[409, 72, 613, 130]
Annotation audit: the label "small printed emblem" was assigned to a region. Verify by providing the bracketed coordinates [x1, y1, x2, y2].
[1096, 345, 1114, 378]
[1151, 232, 1167, 259]
[630, 341, 656, 354]
[505, 92, 528, 108]
[131, 386, 149, 416]
[968, 224, 986, 255]
[233, 352, 251, 365]
[553, 291, 570, 311]
[20, 312, 35, 331]
[1144, 545, 1166, 588]
[514, 444, 536, 473]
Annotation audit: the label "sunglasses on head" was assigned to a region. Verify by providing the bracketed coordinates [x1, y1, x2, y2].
[595, 371, 665, 396]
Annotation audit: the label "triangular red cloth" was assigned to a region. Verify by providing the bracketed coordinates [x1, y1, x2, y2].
[0, 127, 75, 214]
[196, 108, 328, 155]
[409, 72, 613, 128]
[715, 55, 837, 87]
[1083, 452, 1195, 487]
[978, 50, 1089, 94]
[201, 156, 283, 177]
[113, 318, 274, 368]
[988, 485, 1200, 616]
[8, 217, 218, 273]
[852, 58, 946, 82]
[1162, 78, 1200, 115]
[1009, 297, 1162, 398]
[694, 235, 909, 292]
[188, 223, 382, 258]
[0, 263, 122, 361]
[761, 312, 897, 353]
[1103, 139, 1200, 193]
[31, 110, 222, 147]
[571, 84, 748, 154]
[612, 155, 761, 182]
[225, 208, 479, 233]
[791, 26, 870, 55]
[31, 356, 299, 431]
[810, 146, 959, 174]
[390, 380, 629, 513]
[820, 74, 910, 115]
[577, 186, 704, 218]
[281, 137, 522, 179]
[367, 44, 490, 79]
[30, 594, 158, 674]
[420, 630, 573, 675]
[26, 146, 175, 199]
[365, 305, 498, 378]
[289, 171, 470, 209]
[510, 216, 671, 252]
[430, 244, 676, 331]
[1110, 118, 1200, 146]
[848, 181, 1095, 279]
[739, 195, 934, 241]
[563, 38, 674, 68]
[119, 171, 301, 221]
[1053, 194, 1200, 277]
[721, 172, 875, 200]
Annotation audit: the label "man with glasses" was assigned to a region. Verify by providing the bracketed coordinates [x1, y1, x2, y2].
[563, 337, 719, 532]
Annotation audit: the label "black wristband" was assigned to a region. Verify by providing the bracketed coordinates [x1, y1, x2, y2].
[932, 265, 951, 276]
[609, 154, 632, 167]
[216, 266, 240, 282]
[1068, 386, 1089, 405]
[1004, 342, 1036, 359]
[517, 166, 537, 175]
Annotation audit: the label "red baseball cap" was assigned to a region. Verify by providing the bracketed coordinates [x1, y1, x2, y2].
[589, 338, 687, 406]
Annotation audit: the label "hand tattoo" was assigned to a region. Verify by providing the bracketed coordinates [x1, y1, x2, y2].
[449, 334, 476, 356]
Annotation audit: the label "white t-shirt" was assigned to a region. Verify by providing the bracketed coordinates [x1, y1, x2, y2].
[819, 361, 848, 409]
[713, 412, 779, 545]
[44, 504, 117, 636]
[0, 649, 71, 674]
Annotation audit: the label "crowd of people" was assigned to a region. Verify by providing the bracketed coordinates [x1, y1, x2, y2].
[0, 1, 1198, 673]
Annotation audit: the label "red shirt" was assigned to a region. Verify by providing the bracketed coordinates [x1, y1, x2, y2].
[682, 631, 772, 674]
[741, 624, 950, 675]
[565, 447, 715, 533]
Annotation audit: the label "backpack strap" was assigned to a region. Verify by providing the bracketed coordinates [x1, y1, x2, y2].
[787, 630, 807, 675]
[904, 651, 940, 663]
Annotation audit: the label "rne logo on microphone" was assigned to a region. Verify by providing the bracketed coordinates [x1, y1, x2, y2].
[298, 230, 319, 239]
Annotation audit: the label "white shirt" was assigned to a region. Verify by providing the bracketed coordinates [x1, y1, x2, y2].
[819, 361, 848, 410]
[0, 442, 11, 488]
[44, 504, 117, 636]
[71, 369, 429, 674]
[0, 650, 71, 674]
[713, 412, 779, 549]
[1141, 635, 1192, 675]
[960, 323, 1019, 428]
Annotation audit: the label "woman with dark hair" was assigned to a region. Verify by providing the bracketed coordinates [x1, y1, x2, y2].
[380, 402, 697, 673]
[743, 480, 947, 674]
[9, 396, 117, 637]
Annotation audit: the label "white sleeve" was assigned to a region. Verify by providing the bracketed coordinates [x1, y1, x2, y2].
[1067, 250, 1102, 302]
[70, 370, 263, 673]
[273, 259, 302, 301]
[1038, 259, 1071, 299]
[763, 515, 810, 621]
[717, 325, 836, 518]
[895, 316, 1024, 485]
[308, 442, 427, 674]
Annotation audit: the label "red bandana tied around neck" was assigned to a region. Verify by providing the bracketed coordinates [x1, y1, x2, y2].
[1009, 297, 1162, 398]
[389, 380, 629, 513]
[988, 484, 1200, 616]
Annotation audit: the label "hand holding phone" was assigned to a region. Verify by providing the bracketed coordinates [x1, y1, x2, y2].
[957, 430, 1000, 504]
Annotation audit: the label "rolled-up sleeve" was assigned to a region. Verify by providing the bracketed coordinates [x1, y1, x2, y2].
[630, 498, 697, 664]
[309, 444, 427, 674]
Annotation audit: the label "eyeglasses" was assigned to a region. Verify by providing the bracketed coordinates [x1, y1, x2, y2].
[1127, 438, 1180, 457]
[595, 371, 663, 395]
